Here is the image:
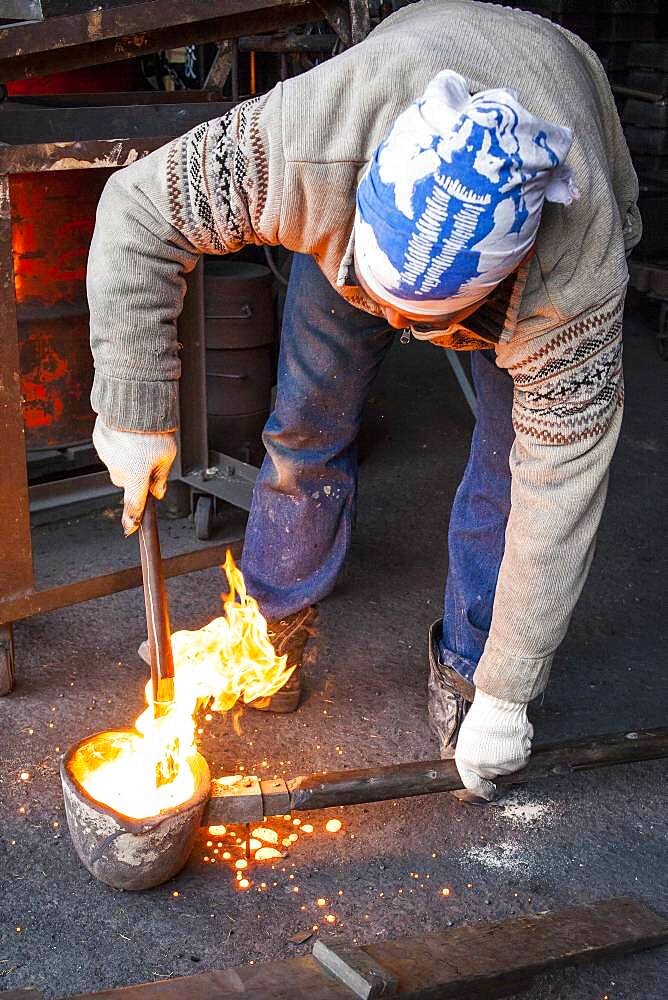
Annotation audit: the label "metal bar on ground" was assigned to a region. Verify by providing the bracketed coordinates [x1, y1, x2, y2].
[204, 727, 668, 824]
[62, 898, 668, 999]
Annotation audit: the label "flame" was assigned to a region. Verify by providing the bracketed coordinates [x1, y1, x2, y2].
[72, 552, 295, 818]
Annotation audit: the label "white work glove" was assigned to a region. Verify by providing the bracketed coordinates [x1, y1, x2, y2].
[455, 689, 533, 802]
[93, 416, 177, 536]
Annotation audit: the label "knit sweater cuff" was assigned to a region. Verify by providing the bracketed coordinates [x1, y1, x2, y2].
[473, 643, 553, 704]
[91, 373, 179, 433]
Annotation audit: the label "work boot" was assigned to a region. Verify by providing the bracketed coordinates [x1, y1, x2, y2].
[428, 619, 475, 758]
[138, 606, 318, 715]
[249, 606, 318, 713]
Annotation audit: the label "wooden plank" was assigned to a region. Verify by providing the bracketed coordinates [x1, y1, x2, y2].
[366, 897, 668, 999]
[313, 939, 399, 998]
[66, 955, 352, 999]
[0, 990, 43, 1000]
[62, 898, 668, 999]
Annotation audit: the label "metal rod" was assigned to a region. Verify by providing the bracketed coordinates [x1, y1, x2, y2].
[204, 728, 668, 825]
[446, 349, 477, 417]
[288, 728, 668, 812]
[137, 494, 175, 716]
[611, 83, 664, 103]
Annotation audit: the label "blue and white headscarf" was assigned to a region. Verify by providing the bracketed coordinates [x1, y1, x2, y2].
[355, 71, 579, 317]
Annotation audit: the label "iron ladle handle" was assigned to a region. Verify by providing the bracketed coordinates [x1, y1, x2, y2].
[138, 494, 175, 716]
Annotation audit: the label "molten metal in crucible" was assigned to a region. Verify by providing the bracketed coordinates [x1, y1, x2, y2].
[69, 549, 296, 820]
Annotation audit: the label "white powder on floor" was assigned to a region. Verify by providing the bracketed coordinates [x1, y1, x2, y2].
[460, 794, 558, 877]
[495, 793, 555, 827]
[467, 841, 524, 872]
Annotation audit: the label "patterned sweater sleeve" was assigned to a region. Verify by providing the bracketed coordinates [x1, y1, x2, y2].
[88, 91, 283, 432]
[472, 293, 625, 703]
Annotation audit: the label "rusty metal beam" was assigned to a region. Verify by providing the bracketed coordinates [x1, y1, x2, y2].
[0, 174, 34, 612]
[238, 32, 336, 53]
[0, 537, 242, 626]
[0, 0, 325, 81]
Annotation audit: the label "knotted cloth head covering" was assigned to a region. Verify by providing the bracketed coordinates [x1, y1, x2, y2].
[355, 71, 579, 317]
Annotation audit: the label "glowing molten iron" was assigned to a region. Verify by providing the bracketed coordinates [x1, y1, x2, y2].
[72, 552, 294, 818]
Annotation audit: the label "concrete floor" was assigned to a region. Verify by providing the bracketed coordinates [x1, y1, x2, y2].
[1, 296, 666, 999]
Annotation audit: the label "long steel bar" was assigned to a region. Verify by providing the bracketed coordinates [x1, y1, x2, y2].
[138, 496, 176, 714]
[204, 727, 668, 824]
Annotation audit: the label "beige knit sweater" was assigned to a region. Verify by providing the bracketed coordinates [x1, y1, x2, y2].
[88, 0, 639, 703]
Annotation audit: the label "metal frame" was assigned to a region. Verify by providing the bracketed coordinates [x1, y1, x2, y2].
[0, 0, 371, 694]
[0, 0, 367, 81]
[0, 97, 240, 649]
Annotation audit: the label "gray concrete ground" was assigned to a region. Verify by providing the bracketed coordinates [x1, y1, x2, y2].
[1, 295, 666, 999]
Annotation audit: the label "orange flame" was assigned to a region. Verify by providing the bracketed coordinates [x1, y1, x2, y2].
[73, 552, 295, 818]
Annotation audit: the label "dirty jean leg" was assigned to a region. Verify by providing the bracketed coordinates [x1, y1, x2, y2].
[439, 349, 516, 684]
[241, 253, 394, 620]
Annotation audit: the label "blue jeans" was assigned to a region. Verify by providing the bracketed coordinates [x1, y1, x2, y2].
[242, 253, 515, 684]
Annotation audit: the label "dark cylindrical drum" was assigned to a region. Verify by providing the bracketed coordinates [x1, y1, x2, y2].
[204, 261, 275, 466]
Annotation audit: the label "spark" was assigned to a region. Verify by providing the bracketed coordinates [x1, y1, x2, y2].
[441, 888, 451, 897]
[316, 898, 327, 907]
[301, 824, 313, 834]
[324, 914, 336, 924]
[172, 891, 180, 897]
[19, 772, 30, 781]
[325, 819, 342, 833]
